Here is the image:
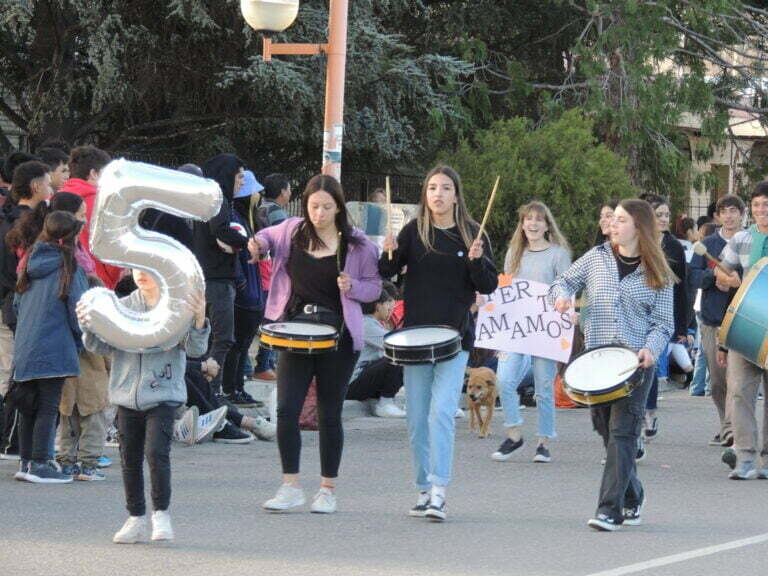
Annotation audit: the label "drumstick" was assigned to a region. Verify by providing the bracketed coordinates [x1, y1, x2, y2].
[476, 176, 500, 243]
[386, 176, 393, 261]
[617, 363, 642, 377]
[336, 231, 342, 274]
[693, 241, 734, 276]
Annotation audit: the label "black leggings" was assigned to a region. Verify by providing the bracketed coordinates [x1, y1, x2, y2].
[276, 332, 358, 478]
[117, 404, 175, 517]
[346, 357, 403, 401]
[18, 377, 64, 462]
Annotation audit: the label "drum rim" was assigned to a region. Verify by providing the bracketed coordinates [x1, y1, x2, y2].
[259, 322, 339, 341]
[383, 324, 462, 348]
[564, 343, 640, 396]
[719, 256, 768, 363]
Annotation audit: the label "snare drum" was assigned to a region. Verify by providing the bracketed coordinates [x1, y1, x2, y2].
[259, 322, 339, 354]
[563, 345, 642, 406]
[719, 257, 768, 369]
[383, 326, 462, 365]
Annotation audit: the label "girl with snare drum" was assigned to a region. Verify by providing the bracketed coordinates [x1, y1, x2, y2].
[551, 199, 674, 531]
[380, 165, 498, 521]
[492, 201, 571, 464]
[248, 175, 381, 514]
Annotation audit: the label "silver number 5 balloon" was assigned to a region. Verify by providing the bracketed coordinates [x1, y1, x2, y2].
[78, 159, 222, 352]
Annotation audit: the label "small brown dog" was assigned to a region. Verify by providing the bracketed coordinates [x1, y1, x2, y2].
[466, 367, 498, 438]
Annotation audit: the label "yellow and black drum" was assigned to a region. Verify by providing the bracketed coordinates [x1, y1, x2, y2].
[563, 345, 643, 406]
[258, 321, 339, 355]
[720, 257, 768, 369]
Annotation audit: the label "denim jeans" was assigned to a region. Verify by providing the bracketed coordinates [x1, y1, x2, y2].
[497, 352, 557, 439]
[690, 347, 709, 393]
[404, 351, 469, 490]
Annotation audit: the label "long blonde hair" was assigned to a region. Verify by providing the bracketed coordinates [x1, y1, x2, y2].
[416, 165, 477, 252]
[617, 199, 676, 290]
[504, 201, 571, 275]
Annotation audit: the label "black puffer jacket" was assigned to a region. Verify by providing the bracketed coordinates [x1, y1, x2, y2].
[192, 154, 249, 281]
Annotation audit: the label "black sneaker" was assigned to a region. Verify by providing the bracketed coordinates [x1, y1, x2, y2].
[213, 425, 253, 444]
[26, 461, 73, 484]
[636, 437, 646, 461]
[720, 434, 734, 447]
[533, 445, 551, 463]
[424, 495, 447, 522]
[588, 513, 620, 531]
[708, 433, 722, 446]
[644, 416, 658, 439]
[622, 497, 644, 526]
[408, 491, 430, 517]
[722, 447, 737, 470]
[231, 390, 259, 407]
[491, 437, 524, 461]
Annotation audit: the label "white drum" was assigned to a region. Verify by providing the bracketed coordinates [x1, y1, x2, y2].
[563, 345, 642, 406]
[383, 325, 462, 365]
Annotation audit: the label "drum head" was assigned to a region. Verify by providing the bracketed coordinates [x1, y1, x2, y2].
[565, 346, 638, 392]
[261, 322, 338, 338]
[384, 326, 460, 347]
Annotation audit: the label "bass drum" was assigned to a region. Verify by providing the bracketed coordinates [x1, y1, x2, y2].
[720, 257, 768, 368]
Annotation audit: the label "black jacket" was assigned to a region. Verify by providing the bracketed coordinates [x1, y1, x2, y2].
[0, 202, 31, 298]
[662, 231, 689, 338]
[192, 154, 249, 281]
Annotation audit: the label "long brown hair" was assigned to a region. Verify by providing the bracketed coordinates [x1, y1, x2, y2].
[293, 174, 357, 252]
[504, 201, 571, 275]
[416, 165, 477, 252]
[616, 199, 676, 290]
[16, 211, 82, 301]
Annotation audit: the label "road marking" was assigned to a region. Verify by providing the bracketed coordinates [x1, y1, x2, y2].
[584, 532, 768, 576]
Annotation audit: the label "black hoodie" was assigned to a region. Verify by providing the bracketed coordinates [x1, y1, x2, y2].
[192, 154, 249, 281]
[0, 201, 31, 298]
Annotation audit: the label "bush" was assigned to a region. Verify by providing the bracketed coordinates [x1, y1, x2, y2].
[441, 110, 636, 262]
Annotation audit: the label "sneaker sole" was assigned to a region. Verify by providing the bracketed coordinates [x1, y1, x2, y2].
[113, 534, 149, 544]
[0, 454, 21, 461]
[262, 500, 306, 512]
[425, 512, 446, 522]
[587, 519, 620, 532]
[26, 476, 73, 484]
[13, 472, 30, 482]
[76, 474, 106, 481]
[622, 517, 642, 526]
[533, 456, 551, 463]
[729, 470, 758, 480]
[408, 509, 428, 518]
[212, 437, 253, 444]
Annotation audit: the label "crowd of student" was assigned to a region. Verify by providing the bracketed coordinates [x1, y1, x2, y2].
[0, 144, 766, 541]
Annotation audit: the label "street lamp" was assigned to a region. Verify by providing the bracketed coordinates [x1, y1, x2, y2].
[240, 0, 349, 180]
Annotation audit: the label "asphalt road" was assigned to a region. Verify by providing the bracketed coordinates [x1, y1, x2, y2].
[2, 389, 767, 576]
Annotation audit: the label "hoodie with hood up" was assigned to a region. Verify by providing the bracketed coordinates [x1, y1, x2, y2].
[192, 154, 249, 281]
[59, 177, 123, 289]
[13, 242, 88, 382]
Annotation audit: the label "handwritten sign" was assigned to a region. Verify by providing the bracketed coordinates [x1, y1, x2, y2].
[475, 276, 574, 363]
[346, 201, 419, 251]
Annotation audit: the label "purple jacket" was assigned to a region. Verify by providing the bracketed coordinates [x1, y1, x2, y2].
[254, 217, 382, 351]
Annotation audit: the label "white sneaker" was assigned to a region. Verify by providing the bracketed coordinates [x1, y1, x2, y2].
[310, 487, 337, 514]
[151, 510, 174, 541]
[196, 406, 228, 443]
[242, 415, 276, 441]
[263, 484, 306, 512]
[454, 408, 465, 419]
[373, 398, 406, 418]
[173, 406, 199, 446]
[113, 515, 149, 544]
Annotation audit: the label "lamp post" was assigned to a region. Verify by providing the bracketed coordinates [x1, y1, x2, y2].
[241, 0, 349, 180]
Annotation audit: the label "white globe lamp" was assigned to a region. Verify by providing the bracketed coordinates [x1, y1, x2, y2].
[241, 0, 300, 32]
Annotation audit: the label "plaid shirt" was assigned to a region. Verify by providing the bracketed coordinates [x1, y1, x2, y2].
[549, 243, 674, 361]
[721, 226, 760, 275]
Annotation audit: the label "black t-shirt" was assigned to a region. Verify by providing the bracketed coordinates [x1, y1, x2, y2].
[615, 251, 641, 280]
[378, 219, 498, 351]
[287, 248, 342, 313]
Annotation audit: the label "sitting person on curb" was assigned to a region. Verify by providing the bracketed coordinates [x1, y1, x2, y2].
[177, 357, 276, 445]
[346, 283, 405, 418]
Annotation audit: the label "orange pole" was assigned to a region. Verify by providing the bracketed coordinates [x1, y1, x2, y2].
[321, 0, 349, 180]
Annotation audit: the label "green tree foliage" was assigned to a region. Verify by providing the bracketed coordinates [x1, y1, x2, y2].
[442, 110, 635, 259]
[0, 0, 468, 175]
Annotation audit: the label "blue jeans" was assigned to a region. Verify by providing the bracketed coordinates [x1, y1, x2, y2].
[404, 351, 469, 490]
[497, 352, 557, 439]
[689, 343, 709, 395]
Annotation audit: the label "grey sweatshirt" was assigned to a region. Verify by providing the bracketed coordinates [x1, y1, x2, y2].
[81, 290, 210, 411]
[503, 244, 572, 284]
